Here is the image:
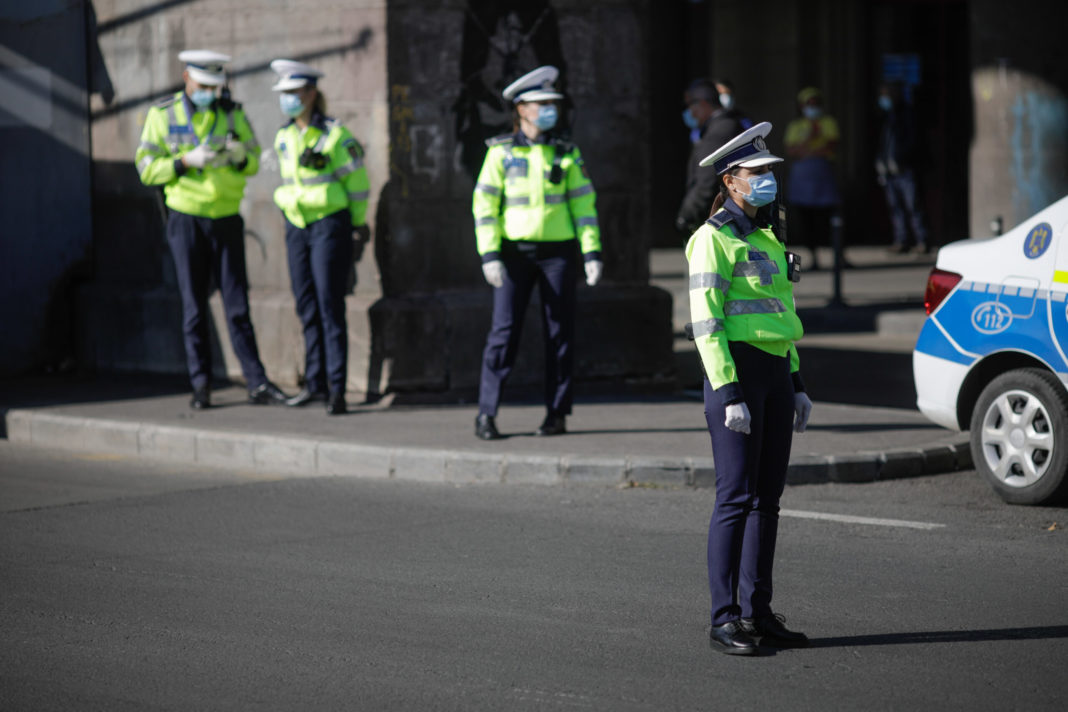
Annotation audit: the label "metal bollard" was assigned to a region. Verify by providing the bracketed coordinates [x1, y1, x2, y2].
[830, 213, 844, 306]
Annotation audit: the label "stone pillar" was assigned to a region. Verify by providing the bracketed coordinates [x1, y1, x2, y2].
[969, 0, 1068, 237]
[373, 0, 673, 398]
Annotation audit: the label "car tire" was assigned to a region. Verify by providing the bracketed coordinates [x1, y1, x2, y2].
[970, 368, 1068, 505]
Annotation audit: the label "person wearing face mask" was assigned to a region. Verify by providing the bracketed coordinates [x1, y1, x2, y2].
[875, 82, 928, 254]
[676, 79, 744, 236]
[783, 87, 841, 270]
[135, 50, 289, 410]
[471, 66, 602, 440]
[269, 60, 371, 416]
[685, 122, 812, 655]
[712, 78, 753, 131]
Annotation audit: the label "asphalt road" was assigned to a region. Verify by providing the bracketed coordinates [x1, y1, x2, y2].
[1, 441, 1065, 711]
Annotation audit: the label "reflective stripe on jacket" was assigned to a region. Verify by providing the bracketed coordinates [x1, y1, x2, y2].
[135, 91, 260, 218]
[472, 133, 601, 262]
[685, 210, 804, 394]
[273, 115, 370, 229]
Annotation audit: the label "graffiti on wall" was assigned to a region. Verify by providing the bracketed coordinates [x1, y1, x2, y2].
[452, 1, 567, 179]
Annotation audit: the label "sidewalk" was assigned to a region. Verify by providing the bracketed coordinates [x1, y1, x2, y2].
[2, 245, 969, 488]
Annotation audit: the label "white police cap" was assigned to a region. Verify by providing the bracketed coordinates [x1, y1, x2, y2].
[699, 121, 784, 174]
[270, 59, 325, 92]
[178, 49, 230, 86]
[502, 66, 564, 103]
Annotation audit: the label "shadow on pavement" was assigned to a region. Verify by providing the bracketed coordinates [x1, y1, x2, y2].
[675, 345, 918, 411]
[0, 373, 193, 437]
[809, 625, 1068, 648]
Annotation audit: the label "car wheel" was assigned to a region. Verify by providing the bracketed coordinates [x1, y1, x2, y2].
[970, 368, 1068, 505]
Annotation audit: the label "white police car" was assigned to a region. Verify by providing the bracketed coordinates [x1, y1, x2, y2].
[913, 195, 1068, 505]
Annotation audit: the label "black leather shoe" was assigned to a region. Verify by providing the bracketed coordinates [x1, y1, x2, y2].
[740, 614, 810, 648]
[326, 391, 347, 415]
[535, 414, 566, 436]
[190, 387, 210, 410]
[248, 381, 289, 405]
[475, 414, 501, 440]
[286, 387, 326, 407]
[709, 620, 758, 656]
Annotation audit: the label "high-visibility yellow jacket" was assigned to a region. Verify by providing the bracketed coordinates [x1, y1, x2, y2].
[136, 91, 260, 218]
[472, 132, 601, 262]
[686, 203, 804, 403]
[273, 115, 369, 229]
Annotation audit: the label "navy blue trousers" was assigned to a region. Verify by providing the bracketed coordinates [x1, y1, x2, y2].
[883, 170, 927, 248]
[284, 210, 353, 395]
[478, 240, 577, 417]
[704, 341, 795, 626]
[166, 210, 266, 392]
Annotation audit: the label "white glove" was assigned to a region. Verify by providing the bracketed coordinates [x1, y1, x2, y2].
[223, 137, 246, 166]
[482, 260, 504, 288]
[793, 392, 813, 433]
[584, 260, 603, 286]
[725, 402, 751, 434]
[183, 143, 217, 169]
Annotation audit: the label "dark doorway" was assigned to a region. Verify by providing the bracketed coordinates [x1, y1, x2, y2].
[865, 1, 971, 247]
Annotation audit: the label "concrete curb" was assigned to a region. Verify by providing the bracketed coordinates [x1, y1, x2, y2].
[3, 408, 972, 488]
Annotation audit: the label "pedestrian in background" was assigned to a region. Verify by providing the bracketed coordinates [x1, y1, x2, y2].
[676, 79, 743, 235]
[686, 122, 812, 656]
[712, 78, 754, 130]
[270, 60, 371, 416]
[875, 82, 928, 254]
[784, 87, 841, 270]
[471, 66, 602, 441]
[135, 50, 289, 410]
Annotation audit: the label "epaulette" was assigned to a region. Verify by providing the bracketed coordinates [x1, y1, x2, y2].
[153, 94, 179, 108]
[707, 210, 734, 229]
[485, 134, 514, 148]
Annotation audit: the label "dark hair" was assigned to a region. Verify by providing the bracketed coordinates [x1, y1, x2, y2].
[710, 167, 740, 215]
[685, 78, 721, 108]
[311, 88, 327, 116]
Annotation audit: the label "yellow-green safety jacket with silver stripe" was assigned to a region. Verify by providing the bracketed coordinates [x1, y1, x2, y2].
[472, 132, 601, 263]
[273, 114, 370, 229]
[686, 202, 805, 404]
[136, 91, 260, 218]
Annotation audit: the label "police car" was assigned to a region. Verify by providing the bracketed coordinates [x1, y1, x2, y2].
[913, 195, 1068, 505]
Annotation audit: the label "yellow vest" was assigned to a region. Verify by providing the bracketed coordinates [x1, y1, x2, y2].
[472, 133, 601, 260]
[135, 91, 260, 218]
[273, 116, 370, 229]
[686, 209, 804, 392]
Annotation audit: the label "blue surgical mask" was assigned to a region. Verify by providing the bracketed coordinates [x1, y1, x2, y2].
[802, 105, 822, 120]
[681, 108, 699, 130]
[280, 92, 305, 117]
[731, 172, 778, 207]
[190, 89, 215, 108]
[533, 104, 558, 131]
[878, 95, 893, 111]
[719, 93, 734, 110]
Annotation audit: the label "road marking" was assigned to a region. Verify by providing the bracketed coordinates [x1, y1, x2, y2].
[781, 509, 946, 530]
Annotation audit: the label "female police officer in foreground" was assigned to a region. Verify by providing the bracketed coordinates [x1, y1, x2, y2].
[270, 60, 370, 415]
[686, 122, 813, 655]
[471, 66, 602, 440]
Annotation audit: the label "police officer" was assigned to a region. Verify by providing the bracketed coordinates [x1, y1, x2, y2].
[136, 50, 289, 409]
[686, 122, 813, 655]
[269, 60, 371, 416]
[472, 66, 602, 440]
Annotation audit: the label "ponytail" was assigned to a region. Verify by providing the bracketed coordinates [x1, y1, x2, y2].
[312, 88, 327, 117]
